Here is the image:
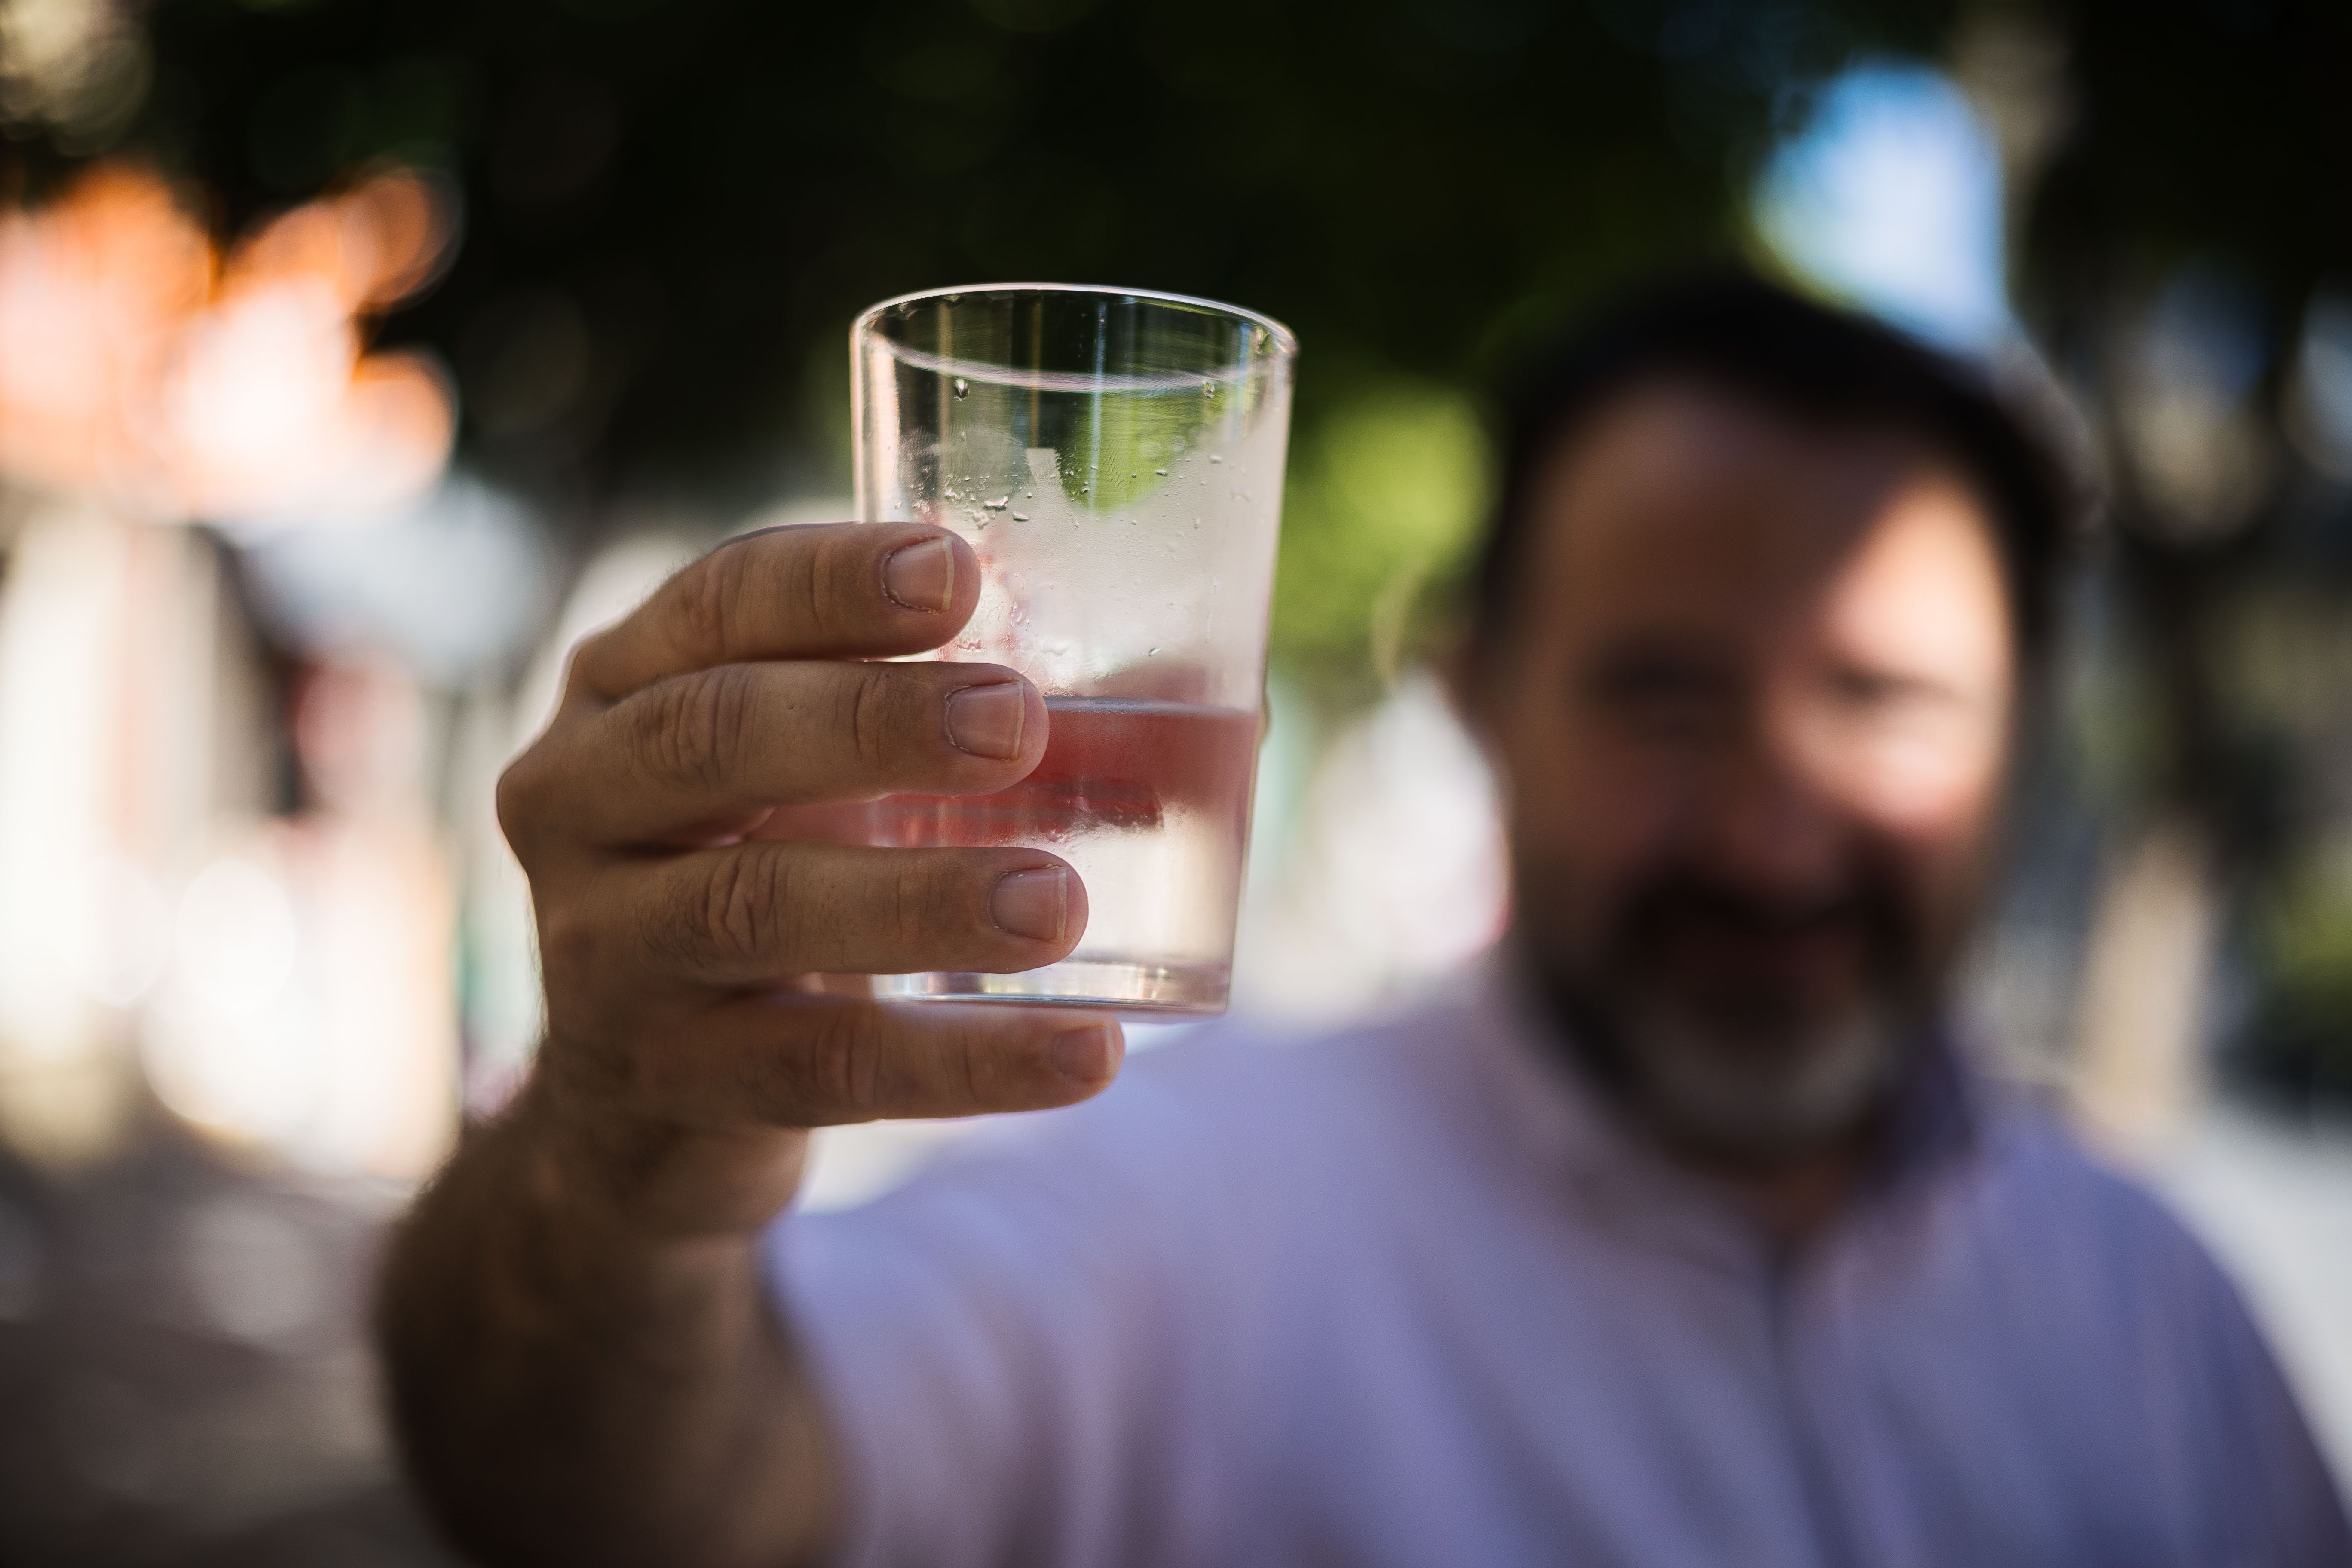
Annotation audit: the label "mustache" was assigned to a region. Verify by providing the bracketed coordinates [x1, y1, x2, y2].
[1617, 877, 1878, 936]
[1607, 870, 1923, 978]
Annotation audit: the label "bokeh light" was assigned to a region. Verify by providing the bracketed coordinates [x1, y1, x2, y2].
[1755, 61, 2012, 352]
[0, 162, 456, 527]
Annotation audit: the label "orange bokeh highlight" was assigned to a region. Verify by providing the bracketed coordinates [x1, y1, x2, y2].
[0, 162, 458, 527]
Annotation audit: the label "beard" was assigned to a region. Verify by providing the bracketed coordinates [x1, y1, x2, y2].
[1518, 867, 1948, 1164]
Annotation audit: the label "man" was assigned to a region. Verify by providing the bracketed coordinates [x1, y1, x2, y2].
[377, 276, 2352, 1567]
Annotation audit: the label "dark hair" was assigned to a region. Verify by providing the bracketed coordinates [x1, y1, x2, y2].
[1472, 270, 2080, 666]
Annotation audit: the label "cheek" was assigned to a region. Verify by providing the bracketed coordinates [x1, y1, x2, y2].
[1499, 714, 1691, 889]
[1811, 709, 2009, 843]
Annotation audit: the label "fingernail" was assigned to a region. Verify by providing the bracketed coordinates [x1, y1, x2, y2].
[990, 867, 1066, 942]
[882, 536, 955, 612]
[945, 681, 1026, 759]
[1048, 1024, 1121, 1083]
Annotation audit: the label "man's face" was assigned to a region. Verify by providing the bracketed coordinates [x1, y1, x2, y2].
[1475, 380, 2018, 1161]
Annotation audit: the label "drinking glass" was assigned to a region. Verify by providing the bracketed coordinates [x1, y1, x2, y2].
[851, 284, 1295, 1014]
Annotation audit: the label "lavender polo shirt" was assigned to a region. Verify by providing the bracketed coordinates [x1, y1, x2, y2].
[767, 975, 2352, 1568]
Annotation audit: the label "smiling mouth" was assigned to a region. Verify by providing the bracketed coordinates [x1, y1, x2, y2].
[1643, 910, 1875, 997]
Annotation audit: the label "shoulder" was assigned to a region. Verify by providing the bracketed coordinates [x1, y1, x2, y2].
[1954, 1090, 2251, 1318]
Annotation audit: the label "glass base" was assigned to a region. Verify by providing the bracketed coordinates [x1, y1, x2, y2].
[872, 958, 1231, 1018]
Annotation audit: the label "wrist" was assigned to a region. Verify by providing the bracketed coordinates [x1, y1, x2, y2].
[512, 1059, 811, 1245]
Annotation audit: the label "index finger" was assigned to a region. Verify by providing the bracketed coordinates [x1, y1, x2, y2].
[570, 523, 981, 701]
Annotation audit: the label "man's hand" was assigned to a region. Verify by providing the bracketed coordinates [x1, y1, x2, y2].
[500, 519, 1123, 1234]
[377, 523, 1122, 1568]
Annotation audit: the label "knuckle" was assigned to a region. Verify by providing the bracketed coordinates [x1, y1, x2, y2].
[495, 752, 546, 856]
[836, 666, 900, 773]
[950, 1026, 986, 1106]
[560, 632, 609, 702]
[539, 903, 597, 973]
[679, 543, 753, 660]
[535, 897, 609, 985]
[795, 1007, 882, 1120]
[640, 667, 756, 792]
[697, 848, 790, 970]
[890, 855, 968, 948]
[803, 529, 857, 631]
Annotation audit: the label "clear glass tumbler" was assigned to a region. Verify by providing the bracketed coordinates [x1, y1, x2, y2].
[851, 284, 1295, 1014]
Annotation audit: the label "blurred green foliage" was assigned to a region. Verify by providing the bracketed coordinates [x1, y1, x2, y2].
[1274, 381, 1489, 680]
[2247, 856, 2352, 1102]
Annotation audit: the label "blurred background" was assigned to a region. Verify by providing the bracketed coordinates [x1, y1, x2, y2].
[0, 0, 2349, 1559]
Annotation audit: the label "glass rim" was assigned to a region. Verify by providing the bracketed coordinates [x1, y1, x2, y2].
[852, 282, 1298, 364]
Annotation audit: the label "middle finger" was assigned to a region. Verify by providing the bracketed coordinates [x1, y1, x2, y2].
[542, 660, 1047, 847]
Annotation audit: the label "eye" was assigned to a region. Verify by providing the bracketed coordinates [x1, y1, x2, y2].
[1825, 666, 1956, 713]
[1584, 647, 1739, 738]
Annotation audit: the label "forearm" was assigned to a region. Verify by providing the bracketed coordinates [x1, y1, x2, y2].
[373, 1080, 836, 1568]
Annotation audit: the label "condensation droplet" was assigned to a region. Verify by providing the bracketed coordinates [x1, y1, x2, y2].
[1203, 382, 1218, 399]
[983, 496, 1008, 510]
[952, 377, 970, 399]
[943, 487, 959, 499]
[1154, 468, 1168, 475]
[1209, 454, 1223, 463]
[1011, 511, 1030, 521]
[1148, 646, 1160, 656]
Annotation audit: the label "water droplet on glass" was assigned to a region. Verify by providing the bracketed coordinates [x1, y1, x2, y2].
[943, 487, 958, 499]
[1011, 511, 1030, 521]
[1148, 646, 1160, 656]
[1209, 454, 1223, 464]
[1203, 381, 1218, 399]
[983, 496, 1008, 510]
[943, 293, 961, 305]
[952, 377, 970, 399]
[1154, 468, 1168, 475]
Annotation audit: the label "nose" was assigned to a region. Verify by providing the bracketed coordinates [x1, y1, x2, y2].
[1692, 711, 1853, 901]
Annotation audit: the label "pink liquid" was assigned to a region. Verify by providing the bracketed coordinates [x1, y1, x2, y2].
[870, 698, 1261, 1012]
[869, 698, 1257, 848]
